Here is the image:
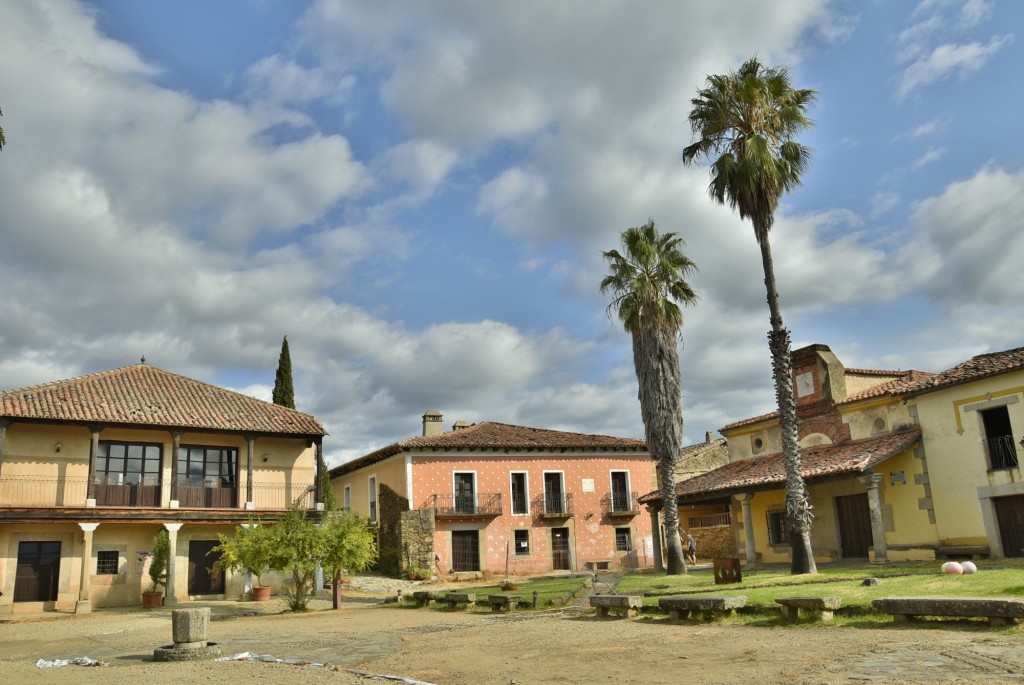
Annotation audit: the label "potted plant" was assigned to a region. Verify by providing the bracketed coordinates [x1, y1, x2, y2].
[214, 521, 274, 601]
[143, 529, 169, 608]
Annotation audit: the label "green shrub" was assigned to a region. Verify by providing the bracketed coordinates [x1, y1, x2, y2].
[374, 547, 401, 578]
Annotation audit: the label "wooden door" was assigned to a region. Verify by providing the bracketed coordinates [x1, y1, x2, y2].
[451, 531, 480, 571]
[994, 495, 1024, 557]
[14, 541, 61, 602]
[187, 540, 224, 595]
[836, 493, 873, 558]
[551, 527, 571, 570]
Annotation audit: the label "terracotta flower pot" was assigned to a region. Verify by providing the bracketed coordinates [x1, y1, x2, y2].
[251, 585, 272, 601]
[141, 591, 163, 608]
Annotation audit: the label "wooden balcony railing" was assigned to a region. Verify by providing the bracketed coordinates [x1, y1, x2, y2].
[0, 475, 314, 511]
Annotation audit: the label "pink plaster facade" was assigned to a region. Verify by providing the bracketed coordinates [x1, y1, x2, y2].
[413, 454, 656, 575]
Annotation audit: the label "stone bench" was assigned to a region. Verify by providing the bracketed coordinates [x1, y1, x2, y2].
[412, 590, 440, 607]
[592, 594, 642, 618]
[659, 595, 746, 620]
[871, 596, 1024, 627]
[445, 592, 476, 610]
[775, 596, 842, 622]
[488, 593, 521, 612]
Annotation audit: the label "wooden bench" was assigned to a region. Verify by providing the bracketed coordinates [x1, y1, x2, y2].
[412, 590, 440, 607]
[775, 596, 842, 622]
[871, 596, 1024, 626]
[659, 596, 746, 620]
[591, 594, 642, 618]
[444, 592, 476, 610]
[488, 593, 521, 613]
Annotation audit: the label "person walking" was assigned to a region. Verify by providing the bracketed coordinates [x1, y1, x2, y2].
[686, 533, 697, 565]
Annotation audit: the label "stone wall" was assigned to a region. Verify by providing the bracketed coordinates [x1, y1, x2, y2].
[378, 483, 435, 572]
[691, 525, 738, 560]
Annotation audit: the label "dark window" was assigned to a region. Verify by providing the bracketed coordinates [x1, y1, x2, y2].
[611, 471, 631, 511]
[767, 511, 791, 546]
[544, 473, 565, 514]
[177, 446, 238, 487]
[96, 550, 119, 575]
[95, 441, 162, 485]
[510, 473, 528, 515]
[369, 476, 377, 521]
[454, 472, 476, 514]
[981, 406, 1019, 470]
[514, 529, 530, 555]
[615, 527, 632, 552]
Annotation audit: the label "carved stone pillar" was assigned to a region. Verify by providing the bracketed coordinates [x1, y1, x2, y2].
[737, 493, 757, 569]
[163, 523, 183, 606]
[76, 522, 100, 614]
[862, 473, 888, 564]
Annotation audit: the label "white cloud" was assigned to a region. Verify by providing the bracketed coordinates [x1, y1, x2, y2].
[896, 35, 1013, 99]
[243, 55, 355, 106]
[869, 191, 901, 218]
[912, 146, 947, 170]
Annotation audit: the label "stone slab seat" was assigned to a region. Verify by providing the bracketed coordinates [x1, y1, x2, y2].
[445, 592, 476, 610]
[871, 596, 1024, 626]
[412, 590, 440, 607]
[775, 596, 842, 622]
[488, 593, 522, 613]
[659, 595, 746, 621]
[591, 594, 643, 618]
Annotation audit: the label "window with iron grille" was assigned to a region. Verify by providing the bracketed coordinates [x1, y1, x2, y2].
[368, 475, 378, 522]
[614, 527, 632, 552]
[514, 529, 530, 555]
[96, 550, 119, 575]
[981, 406, 1019, 470]
[343, 485, 351, 511]
[766, 510, 791, 546]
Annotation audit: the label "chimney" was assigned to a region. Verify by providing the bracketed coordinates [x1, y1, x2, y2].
[705, 431, 714, 444]
[452, 420, 471, 431]
[422, 409, 443, 437]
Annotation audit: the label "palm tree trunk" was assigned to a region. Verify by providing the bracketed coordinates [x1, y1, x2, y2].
[757, 234, 817, 574]
[633, 325, 688, 574]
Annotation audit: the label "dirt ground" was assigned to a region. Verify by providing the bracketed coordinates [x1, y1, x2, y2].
[1, 589, 1021, 685]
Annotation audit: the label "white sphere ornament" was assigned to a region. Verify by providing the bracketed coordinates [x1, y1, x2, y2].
[961, 561, 978, 574]
[941, 561, 963, 575]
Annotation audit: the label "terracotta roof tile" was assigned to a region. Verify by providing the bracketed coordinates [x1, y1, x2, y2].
[331, 421, 647, 476]
[1, 364, 326, 437]
[907, 346, 1024, 396]
[639, 428, 920, 504]
[839, 370, 936, 404]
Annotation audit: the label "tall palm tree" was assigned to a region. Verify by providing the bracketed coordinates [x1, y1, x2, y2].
[601, 220, 698, 575]
[682, 57, 817, 574]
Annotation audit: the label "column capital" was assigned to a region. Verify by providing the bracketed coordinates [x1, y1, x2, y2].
[163, 522, 184, 533]
[78, 522, 100, 533]
[861, 472, 884, 489]
[735, 492, 755, 504]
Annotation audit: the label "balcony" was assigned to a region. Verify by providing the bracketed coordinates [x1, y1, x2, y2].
[601, 491, 640, 517]
[987, 435, 1020, 471]
[534, 492, 574, 518]
[425, 493, 503, 519]
[0, 475, 314, 511]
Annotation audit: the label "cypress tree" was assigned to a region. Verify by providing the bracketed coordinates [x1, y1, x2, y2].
[272, 336, 295, 409]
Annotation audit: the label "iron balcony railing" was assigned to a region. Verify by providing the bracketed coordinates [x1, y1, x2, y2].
[535, 491, 574, 517]
[987, 435, 1020, 470]
[601, 491, 640, 516]
[427, 492, 503, 517]
[688, 512, 732, 528]
[0, 474, 314, 510]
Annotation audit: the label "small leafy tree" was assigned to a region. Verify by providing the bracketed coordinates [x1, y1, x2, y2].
[148, 529, 170, 593]
[272, 336, 295, 409]
[267, 503, 324, 610]
[320, 509, 377, 609]
[214, 521, 274, 589]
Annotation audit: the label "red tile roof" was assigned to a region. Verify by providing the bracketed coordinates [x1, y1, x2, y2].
[330, 421, 647, 476]
[639, 428, 921, 504]
[907, 346, 1024, 396]
[839, 370, 936, 404]
[1, 364, 326, 437]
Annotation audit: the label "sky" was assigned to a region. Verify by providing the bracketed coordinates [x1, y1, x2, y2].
[1, 0, 1022, 467]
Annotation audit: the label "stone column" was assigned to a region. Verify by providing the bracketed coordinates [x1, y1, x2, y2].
[647, 505, 663, 572]
[737, 493, 757, 569]
[76, 522, 100, 614]
[87, 427, 101, 506]
[245, 435, 255, 509]
[169, 431, 182, 507]
[862, 473, 888, 564]
[163, 523, 183, 606]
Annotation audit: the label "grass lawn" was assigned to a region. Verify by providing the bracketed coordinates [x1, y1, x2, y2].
[615, 559, 1024, 626]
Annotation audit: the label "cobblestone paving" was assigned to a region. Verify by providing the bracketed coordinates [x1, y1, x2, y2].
[826, 641, 1024, 681]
